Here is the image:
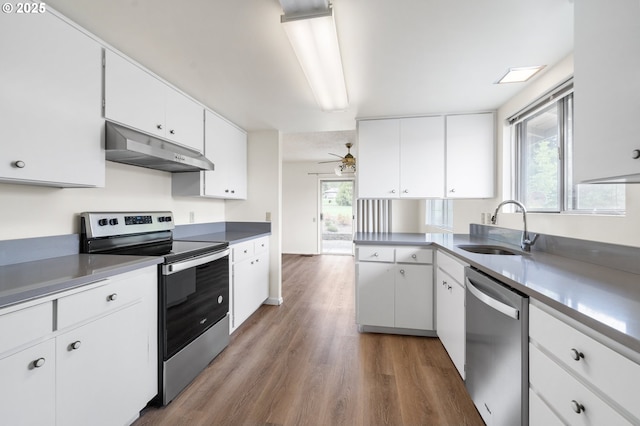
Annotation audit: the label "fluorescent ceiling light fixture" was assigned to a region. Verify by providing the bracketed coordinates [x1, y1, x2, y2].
[495, 66, 546, 84]
[281, 9, 349, 111]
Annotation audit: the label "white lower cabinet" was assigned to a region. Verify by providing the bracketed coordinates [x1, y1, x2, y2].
[0, 266, 157, 426]
[435, 250, 467, 379]
[355, 245, 434, 332]
[230, 236, 270, 333]
[0, 338, 56, 425]
[529, 303, 640, 425]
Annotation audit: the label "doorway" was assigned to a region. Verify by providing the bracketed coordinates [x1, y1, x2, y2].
[319, 179, 354, 255]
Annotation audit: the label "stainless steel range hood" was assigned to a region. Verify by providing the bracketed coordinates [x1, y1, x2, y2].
[105, 122, 214, 172]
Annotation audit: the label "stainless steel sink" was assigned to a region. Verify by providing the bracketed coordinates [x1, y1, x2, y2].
[457, 245, 526, 256]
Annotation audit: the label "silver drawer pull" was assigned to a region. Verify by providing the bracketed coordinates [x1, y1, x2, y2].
[569, 348, 584, 361]
[571, 400, 585, 414]
[373, 252, 379, 257]
[411, 254, 417, 259]
[399, 269, 405, 275]
[69, 341, 81, 351]
[107, 293, 118, 302]
[33, 357, 46, 368]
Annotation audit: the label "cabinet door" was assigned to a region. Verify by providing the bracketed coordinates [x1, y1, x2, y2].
[104, 50, 166, 139]
[56, 302, 149, 426]
[395, 264, 433, 330]
[400, 116, 445, 198]
[573, 0, 640, 183]
[0, 339, 55, 426]
[356, 262, 395, 327]
[357, 119, 400, 198]
[436, 268, 465, 378]
[165, 88, 204, 153]
[445, 113, 495, 198]
[232, 259, 258, 330]
[0, 11, 104, 187]
[203, 111, 247, 199]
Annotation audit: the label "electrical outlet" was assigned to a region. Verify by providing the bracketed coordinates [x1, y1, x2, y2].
[189, 211, 195, 223]
[481, 213, 486, 224]
[265, 212, 271, 222]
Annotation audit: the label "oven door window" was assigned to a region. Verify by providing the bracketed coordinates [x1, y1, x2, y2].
[163, 256, 229, 359]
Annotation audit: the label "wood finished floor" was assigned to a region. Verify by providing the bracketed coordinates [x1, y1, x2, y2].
[134, 254, 483, 426]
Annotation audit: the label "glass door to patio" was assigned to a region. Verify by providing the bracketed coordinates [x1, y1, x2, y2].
[320, 180, 354, 255]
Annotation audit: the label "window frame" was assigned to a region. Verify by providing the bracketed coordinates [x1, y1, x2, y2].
[510, 79, 625, 215]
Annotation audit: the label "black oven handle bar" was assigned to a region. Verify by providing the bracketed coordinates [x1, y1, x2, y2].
[162, 249, 230, 275]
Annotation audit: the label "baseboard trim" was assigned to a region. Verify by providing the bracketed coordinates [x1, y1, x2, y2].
[264, 297, 283, 306]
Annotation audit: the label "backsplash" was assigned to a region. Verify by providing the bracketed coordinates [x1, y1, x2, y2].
[471, 224, 640, 275]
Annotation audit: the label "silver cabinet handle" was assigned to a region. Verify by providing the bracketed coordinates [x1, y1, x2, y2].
[569, 348, 584, 361]
[442, 280, 447, 286]
[447, 285, 452, 290]
[399, 269, 405, 274]
[70, 341, 81, 351]
[157, 124, 163, 130]
[107, 293, 118, 302]
[33, 357, 46, 368]
[391, 189, 396, 194]
[244, 249, 248, 254]
[373, 252, 378, 257]
[13, 160, 26, 168]
[411, 254, 417, 259]
[256, 258, 260, 263]
[403, 189, 408, 193]
[571, 400, 585, 414]
[449, 188, 456, 193]
[632, 149, 640, 159]
[169, 129, 175, 135]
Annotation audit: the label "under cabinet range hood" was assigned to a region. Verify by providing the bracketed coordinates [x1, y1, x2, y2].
[105, 122, 214, 172]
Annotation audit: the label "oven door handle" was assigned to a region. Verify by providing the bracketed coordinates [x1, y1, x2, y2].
[163, 249, 230, 275]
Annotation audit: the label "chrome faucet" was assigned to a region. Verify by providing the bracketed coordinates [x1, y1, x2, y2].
[490, 200, 539, 252]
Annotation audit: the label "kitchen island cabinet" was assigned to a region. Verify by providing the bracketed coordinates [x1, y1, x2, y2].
[0, 9, 104, 187]
[0, 265, 157, 426]
[573, 0, 640, 183]
[355, 245, 434, 333]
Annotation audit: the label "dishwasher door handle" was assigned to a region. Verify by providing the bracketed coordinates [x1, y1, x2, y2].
[466, 277, 520, 320]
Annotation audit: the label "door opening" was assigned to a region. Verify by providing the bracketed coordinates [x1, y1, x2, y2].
[319, 179, 354, 255]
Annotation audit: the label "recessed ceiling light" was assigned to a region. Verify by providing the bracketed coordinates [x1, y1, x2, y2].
[495, 66, 546, 84]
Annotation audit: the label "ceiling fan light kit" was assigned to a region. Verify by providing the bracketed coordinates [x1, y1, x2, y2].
[318, 142, 355, 176]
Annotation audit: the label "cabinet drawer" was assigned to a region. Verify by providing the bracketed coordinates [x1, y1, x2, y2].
[436, 250, 467, 284]
[232, 240, 254, 263]
[253, 236, 269, 255]
[530, 344, 632, 425]
[396, 247, 432, 264]
[57, 277, 143, 330]
[529, 388, 564, 426]
[530, 305, 640, 421]
[357, 246, 394, 262]
[0, 302, 53, 355]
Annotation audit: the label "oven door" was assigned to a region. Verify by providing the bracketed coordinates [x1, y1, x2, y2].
[161, 249, 230, 359]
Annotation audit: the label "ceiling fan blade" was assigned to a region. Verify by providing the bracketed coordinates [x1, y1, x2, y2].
[318, 160, 341, 164]
[328, 153, 343, 158]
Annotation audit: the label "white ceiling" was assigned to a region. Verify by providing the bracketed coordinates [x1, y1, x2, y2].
[45, 0, 573, 162]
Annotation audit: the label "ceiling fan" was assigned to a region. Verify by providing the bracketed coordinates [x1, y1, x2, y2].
[319, 142, 356, 176]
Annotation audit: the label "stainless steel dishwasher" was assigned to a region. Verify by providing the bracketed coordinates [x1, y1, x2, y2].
[465, 267, 529, 426]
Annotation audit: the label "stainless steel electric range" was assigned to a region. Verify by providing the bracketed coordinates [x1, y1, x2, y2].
[80, 211, 230, 405]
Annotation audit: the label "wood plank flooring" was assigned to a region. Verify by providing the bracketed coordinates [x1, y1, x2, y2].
[134, 254, 483, 426]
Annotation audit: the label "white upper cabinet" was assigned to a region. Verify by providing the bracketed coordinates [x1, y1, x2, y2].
[573, 0, 640, 183]
[0, 11, 104, 187]
[358, 116, 445, 198]
[172, 110, 247, 199]
[104, 50, 204, 154]
[445, 113, 495, 198]
[358, 113, 493, 199]
[357, 119, 401, 198]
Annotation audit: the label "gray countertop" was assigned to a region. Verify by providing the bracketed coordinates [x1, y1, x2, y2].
[0, 254, 162, 309]
[176, 230, 271, 245]
[355, 232, 640, 354]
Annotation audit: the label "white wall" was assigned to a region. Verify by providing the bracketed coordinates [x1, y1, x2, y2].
[226, 130, 283, 304]
[454, 53, 640, 248]
[0, 161, 225, 240]
[282, 161, 336, 254]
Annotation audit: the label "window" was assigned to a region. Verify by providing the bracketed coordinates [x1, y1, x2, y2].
[426, 199, 453, 230]
[512, 80, 625, 214]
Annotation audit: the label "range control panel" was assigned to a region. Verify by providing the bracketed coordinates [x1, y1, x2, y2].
[81, 211, 174, 238]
